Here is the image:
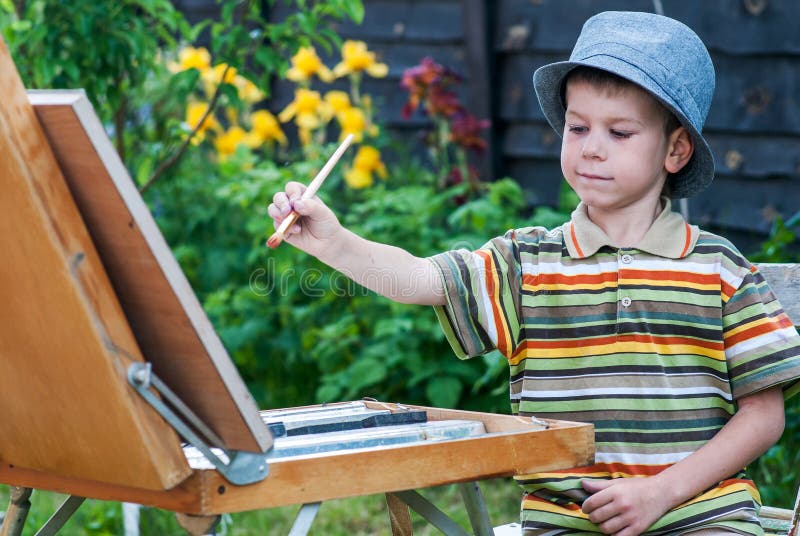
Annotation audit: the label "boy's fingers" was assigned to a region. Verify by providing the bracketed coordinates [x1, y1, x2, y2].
[271, 191, 292, 214]
[267, 202, 284, 220]
[293, 198, 311, 215]
[581, 480, 614, 514]
[585, 505, 618, 529]
[582, 479, 614, 494]
[285, 181, 307, 201]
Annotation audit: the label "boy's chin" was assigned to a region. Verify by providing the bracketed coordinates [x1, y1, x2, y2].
[571, 188, 615, 207]
[577, 190, 642, 210]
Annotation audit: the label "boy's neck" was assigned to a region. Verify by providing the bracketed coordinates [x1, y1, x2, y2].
[586, 197, 664, 249]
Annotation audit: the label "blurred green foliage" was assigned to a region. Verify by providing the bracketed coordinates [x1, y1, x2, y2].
[750, 210, 800, 263]
[1, 0, 189, 163]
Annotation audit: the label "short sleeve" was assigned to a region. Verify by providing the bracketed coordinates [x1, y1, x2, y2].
[723, 265, 800, 400]
[429, 230, 523, 360]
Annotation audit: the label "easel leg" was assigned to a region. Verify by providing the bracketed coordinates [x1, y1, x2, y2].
[458, 482, 493, 536]
[288, 502, 321, 536]
[36, 495, 86, 536]
[392, 490, 469, 536]
[122, 503, 140, 536]
[174, 513, 220, 536]
[0, 486, 32, 536]
[385, 493, 413, 535]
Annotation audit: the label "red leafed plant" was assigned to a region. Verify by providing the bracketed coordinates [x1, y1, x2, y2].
[400, 57, 490, 193]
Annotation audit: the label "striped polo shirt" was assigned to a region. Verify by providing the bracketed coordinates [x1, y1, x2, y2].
[431, 200, 800, 535]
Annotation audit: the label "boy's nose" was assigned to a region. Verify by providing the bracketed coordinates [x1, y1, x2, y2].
[581, 134, 605, 160]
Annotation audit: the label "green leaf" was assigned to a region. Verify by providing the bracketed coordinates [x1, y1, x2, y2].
[344, 1, 365, 24]
[218, 81, 241, 107]
[316, 383, 342, 403]
[425, 376, 463, 409]
[346, 357, 388, 393]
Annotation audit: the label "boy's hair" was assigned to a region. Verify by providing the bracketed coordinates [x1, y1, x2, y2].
[562, 66, 682, 137]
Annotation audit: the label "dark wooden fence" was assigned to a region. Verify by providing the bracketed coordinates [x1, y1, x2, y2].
[177, 0, 800, 254]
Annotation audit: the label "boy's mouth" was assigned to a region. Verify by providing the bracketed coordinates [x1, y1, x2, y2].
[577, 172, 612, 181]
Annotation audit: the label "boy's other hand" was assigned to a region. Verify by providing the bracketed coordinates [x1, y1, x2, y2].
[268, 181, 342, 256]
[581, 477, 672, 536]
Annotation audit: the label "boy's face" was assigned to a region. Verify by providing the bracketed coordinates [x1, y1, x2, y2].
[561, 79, 672, 213]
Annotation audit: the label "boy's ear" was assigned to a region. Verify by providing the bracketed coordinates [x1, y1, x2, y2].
[664, 127, 694, 174]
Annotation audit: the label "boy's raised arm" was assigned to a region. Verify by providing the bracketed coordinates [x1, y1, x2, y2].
[268, 181, 446, 306]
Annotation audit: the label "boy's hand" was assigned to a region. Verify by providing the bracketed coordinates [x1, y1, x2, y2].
[581, 478, 672, 536]
[268, 181, 342, 257]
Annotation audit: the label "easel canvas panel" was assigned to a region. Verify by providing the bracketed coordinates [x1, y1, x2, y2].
[28, 90, 273, 454]
[0, 40, 190, 490]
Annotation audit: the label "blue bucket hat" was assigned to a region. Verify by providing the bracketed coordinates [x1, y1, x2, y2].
[533, 11, 715, 199]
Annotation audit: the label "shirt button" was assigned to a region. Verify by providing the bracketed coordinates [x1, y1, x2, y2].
[621, 297, 632, 307]
[621, 254, 633, 264]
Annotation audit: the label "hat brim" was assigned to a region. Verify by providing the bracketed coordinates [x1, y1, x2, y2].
[533, 58, 714, 199]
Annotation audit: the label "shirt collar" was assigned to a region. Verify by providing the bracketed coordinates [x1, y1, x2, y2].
[562, 198, 699, 259]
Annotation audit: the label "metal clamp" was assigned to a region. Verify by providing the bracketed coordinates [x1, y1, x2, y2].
[127, 362, 270, 485]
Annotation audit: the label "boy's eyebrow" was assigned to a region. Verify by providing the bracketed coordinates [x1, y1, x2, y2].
[565, 109, 645, 127]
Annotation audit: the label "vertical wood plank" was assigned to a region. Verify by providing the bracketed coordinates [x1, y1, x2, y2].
[756, 263, 800, 327]
[385, 492, 414, 536]
[463, 0, 496, 182]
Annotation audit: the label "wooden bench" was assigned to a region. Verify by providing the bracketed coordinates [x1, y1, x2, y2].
[495, 263, 800, 536]
[755, 264, 800, 535]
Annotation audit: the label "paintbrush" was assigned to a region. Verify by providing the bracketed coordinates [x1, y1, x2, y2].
[267, 134, 354, 249]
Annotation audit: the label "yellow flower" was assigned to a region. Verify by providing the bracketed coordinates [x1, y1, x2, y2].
[242, 131, 264, 150]
[214, 126, 246, 159]
[234, 75, 265, 104]
[202, 63, 238, 97]
[344, 167, 373, 189]
[251, 110, 287, 146]
[337, 107, 378, 142]
[333, 40, 388, 78]
[176, 46, 211, 72]
[278, 88, 328, 131]
[319, 90, 351, 122]
[185, 102, 218, 142]
[345, 145, 387, 189]
[286, 46, 334, 83]
[325, 90, 352, 113]
[354, 145, 388, 178]
[224, 106, 239, 127]
[298, 127, 313, 146]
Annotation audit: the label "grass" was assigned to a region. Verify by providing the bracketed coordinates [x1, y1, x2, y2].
[0, 478, 522, 535]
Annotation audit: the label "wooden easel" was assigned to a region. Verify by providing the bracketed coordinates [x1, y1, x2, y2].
[0, 38, 594, 535]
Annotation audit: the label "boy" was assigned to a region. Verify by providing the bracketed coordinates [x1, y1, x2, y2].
[269, 11, 800, 535]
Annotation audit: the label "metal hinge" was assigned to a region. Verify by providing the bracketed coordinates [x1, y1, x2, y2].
[127, 362, 270, 485]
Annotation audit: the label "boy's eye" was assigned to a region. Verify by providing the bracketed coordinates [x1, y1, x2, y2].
[610, 129, 633, 139]
[567, 125, 587, 134]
